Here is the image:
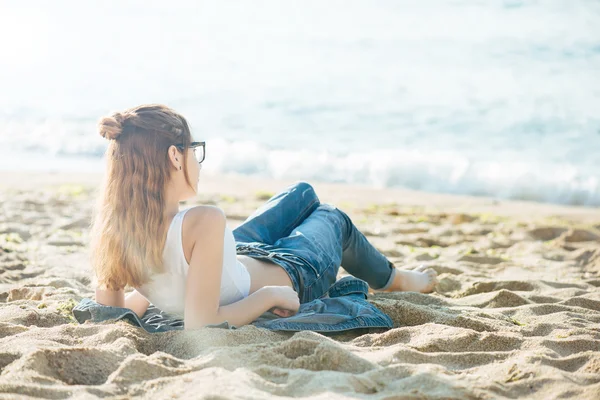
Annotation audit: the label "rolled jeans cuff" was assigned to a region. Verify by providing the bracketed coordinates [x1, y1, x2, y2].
[377, 266, 397, 291]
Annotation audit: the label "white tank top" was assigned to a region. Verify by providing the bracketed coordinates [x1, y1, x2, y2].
[135, 207, 251, 318]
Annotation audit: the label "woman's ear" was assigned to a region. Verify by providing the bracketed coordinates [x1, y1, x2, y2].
[167, 145, 180, 170]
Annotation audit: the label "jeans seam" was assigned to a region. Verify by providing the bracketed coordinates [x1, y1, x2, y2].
[305, 261, 335, 291]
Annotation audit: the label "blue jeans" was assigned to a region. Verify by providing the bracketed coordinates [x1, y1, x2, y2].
[233, 181, 396, 304]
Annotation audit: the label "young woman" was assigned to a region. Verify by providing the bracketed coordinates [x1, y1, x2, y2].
[91, 104, 437, 330]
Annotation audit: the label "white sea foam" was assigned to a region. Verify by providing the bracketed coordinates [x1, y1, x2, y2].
[202, 138, 600, 206]
[3, 134, 597, 206]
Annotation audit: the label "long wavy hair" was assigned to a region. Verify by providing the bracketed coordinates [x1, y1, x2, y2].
[90, 104, 194, 290]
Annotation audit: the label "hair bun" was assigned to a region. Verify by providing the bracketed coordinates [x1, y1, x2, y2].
[98, 112, 127, 140]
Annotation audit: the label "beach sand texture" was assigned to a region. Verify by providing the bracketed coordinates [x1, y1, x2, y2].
[0, 172, 599, 399]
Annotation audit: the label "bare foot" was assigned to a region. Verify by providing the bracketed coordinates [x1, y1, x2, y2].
[379, 265, 438, 293]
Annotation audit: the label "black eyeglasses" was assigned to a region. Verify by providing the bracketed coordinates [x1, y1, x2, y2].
[175, 141, 205, 164]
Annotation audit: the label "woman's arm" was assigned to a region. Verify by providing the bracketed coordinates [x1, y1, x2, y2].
[207, 286, 277, 327]
[95, 287, 150, 319]
[95, 287, 124, 307]
[216, 285, 299, 325]
[183, 206, 298, 330]
[124, 290, 150, 319]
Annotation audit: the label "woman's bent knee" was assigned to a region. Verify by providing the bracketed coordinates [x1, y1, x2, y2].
[291, 181, 319, 202]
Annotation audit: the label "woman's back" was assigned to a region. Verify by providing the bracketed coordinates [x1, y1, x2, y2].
[135, 206, 251, 318]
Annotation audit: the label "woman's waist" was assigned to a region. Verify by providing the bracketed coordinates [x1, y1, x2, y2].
[237, 254, 294, 293]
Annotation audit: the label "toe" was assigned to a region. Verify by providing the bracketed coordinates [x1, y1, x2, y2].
[426, 268, 438, 281]
[414, 264, 428, 272]
[423, 268, 438, 292]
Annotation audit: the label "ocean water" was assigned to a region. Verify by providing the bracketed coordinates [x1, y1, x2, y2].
[1, 0, 599, 206]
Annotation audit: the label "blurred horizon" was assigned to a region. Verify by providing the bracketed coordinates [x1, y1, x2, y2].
[1, 0, 599, 206]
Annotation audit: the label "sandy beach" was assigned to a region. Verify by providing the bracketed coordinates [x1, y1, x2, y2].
[0, 171, 598, 399]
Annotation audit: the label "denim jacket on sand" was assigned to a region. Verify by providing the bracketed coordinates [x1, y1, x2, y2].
[72, 276, 392, 333]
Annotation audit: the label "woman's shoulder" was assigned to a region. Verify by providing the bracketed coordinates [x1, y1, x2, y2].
[182, 205, 226, 224]
[180, 205, 227, 242]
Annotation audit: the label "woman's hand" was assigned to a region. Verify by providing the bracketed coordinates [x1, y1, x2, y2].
[265, 286, 300, 318]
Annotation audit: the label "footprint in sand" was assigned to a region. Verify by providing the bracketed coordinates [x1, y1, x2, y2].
[457, 255, 505, 265]
[460, 281, 536, 297]
[1, 347, 124, 386]
[6, 286, 54, 302]
[561, 229, 600, 243]
[527, 227, 568, 241]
